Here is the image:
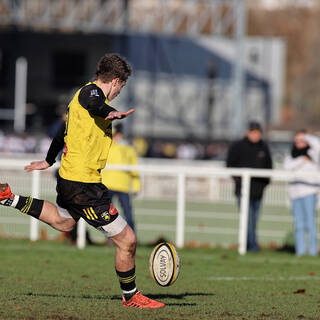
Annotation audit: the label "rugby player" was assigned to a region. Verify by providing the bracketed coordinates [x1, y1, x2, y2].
[0, 54, 164, 309]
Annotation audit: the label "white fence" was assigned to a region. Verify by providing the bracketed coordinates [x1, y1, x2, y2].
[1, 158, 320, 255]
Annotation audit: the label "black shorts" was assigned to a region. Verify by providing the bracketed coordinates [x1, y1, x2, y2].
[56, 175, 119, 228]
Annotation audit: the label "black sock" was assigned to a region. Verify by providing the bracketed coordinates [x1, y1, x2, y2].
[116, 267, 137, 300]
[15, 196, 44, 219]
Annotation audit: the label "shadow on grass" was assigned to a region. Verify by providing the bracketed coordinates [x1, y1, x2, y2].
[24, 292, 213, 306]
[145, 292, 215, 300]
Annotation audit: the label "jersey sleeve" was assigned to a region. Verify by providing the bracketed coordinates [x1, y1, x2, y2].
[45, 122, 65, 166]
[78, 84, 116, 118]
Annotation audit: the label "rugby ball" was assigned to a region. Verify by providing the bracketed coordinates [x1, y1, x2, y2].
[149, 242, 180, 286]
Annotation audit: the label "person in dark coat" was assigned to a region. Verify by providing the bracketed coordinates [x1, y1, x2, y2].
[226, 121, 273, 251]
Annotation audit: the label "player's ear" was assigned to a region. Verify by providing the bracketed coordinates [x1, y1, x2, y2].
[112, 78, 120, 87]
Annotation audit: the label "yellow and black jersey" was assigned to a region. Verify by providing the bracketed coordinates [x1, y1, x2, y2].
[46, 82, 116, 183]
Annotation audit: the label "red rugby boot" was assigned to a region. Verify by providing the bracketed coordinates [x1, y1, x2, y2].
[122, 291, 165, 309]
[0, 183, 14, 201]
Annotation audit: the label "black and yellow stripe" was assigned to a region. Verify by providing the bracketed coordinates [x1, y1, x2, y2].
[116, 267, 136, 292]
[82, 207, 98, 220]
[166, 242, 180, 285]
[21, 197, 33, 214]
[118, 274, 136, 284]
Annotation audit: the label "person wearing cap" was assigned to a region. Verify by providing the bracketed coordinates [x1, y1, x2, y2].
[226, 121, 273, 252]
[101, 123, 141, 232]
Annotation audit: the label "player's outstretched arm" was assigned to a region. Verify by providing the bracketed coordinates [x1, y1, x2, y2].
[24, 160, 50, 172]
[105, 108, 135, 120]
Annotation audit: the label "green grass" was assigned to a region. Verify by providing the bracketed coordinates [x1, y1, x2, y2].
[1, 238, 320, 319]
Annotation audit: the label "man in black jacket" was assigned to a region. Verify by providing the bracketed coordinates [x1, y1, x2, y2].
[226, 121, 273, 252]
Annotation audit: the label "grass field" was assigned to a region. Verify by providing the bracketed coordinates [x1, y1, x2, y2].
[1, 238, 320, 320]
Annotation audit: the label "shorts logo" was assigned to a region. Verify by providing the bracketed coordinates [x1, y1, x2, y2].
[109, 204, 118, 215]
[82, 207, 98, 220]
[101, 211, 110, 221]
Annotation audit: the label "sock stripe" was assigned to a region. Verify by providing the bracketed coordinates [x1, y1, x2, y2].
[21, 197, 33, 213]
[26, 198, 33, 213]
[116, 267, 136, 293]
[2, 194, 43, 219]
[118, 275, 136, 283]
[21, 200, 29, 213]
[21, 197, 28, 212]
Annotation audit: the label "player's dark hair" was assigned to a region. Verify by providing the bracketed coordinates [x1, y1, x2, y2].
[95, 54, 131, 83]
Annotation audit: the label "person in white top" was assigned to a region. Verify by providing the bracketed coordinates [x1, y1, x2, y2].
[284, 130, 320, 256]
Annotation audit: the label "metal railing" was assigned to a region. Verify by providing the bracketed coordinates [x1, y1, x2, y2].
[1, 158, 320, 255]
[99, 164, 320, 254]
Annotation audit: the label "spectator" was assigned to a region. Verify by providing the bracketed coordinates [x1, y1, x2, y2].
[226, 121, 273, 252]
[162, 142, 177, 159]
[177, 142, 197, 160]
[133, 136, 149, 157]
[283, 130, 320, 256]
[101, 124, 141, 232]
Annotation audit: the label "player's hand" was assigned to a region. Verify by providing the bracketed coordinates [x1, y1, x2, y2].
[105, 108, 135, 120]
[24, 160, 50, 172]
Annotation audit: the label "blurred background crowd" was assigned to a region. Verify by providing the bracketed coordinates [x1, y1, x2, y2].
[0, 130, 229, 161]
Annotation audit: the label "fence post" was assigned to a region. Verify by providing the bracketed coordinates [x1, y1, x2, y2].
[176, 172, 186, 248]
[77, 218, 86, 249]
[238, 170, 250, 255]
[14, 57, 27, 133]
[30, 170, 40, 241]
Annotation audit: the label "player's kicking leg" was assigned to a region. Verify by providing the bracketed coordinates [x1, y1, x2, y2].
[1, 183, 164, 309]
[0, 183, 76, 232]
